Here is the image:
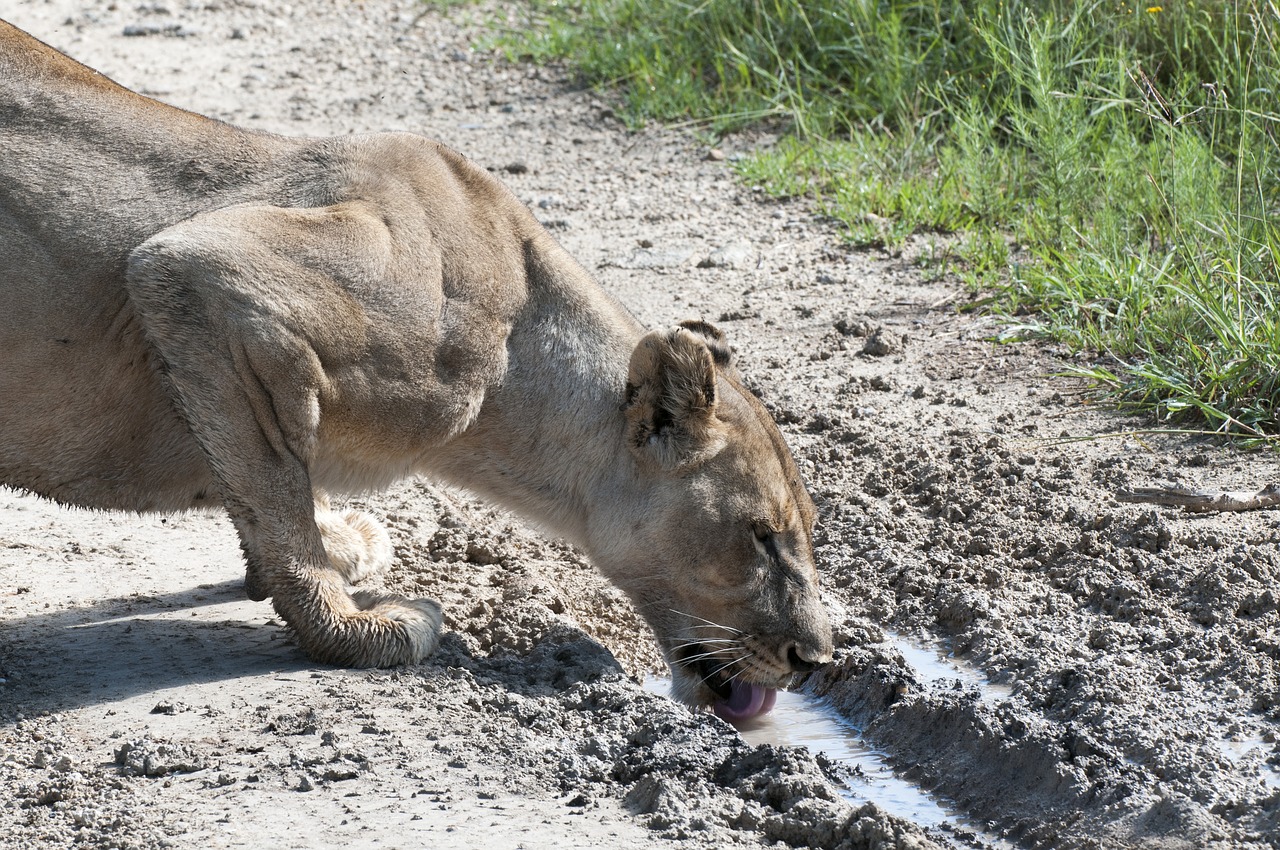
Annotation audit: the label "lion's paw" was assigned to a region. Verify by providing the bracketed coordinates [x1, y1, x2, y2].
[290, 589, 442, 668]
[316, 508, 393, 585]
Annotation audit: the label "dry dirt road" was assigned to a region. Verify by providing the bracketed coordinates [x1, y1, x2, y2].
[3, 2, 1279, 848]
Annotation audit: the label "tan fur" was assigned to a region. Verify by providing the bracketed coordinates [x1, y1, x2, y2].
[0, 21, 831, 704]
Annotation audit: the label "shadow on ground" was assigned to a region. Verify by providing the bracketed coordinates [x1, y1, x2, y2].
[0, 579, 313, 715]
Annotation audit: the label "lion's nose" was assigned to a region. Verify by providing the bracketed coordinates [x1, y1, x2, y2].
[785, 643, 832, 674]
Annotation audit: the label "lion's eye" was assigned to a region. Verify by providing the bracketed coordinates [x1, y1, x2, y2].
[752, 525, 780, 561]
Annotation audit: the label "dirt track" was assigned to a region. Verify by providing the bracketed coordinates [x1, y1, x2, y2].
[2, 2, 1279, 848]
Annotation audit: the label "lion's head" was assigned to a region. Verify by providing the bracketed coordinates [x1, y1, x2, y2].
[589, 320, 833, 718]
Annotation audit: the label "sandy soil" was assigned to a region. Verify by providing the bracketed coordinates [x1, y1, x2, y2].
[3, 2, 1279, 848]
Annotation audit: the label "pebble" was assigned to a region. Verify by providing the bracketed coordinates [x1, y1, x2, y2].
[697, 239, 752, 269]
[611, 247, 693, 270]
[861, 328, 903, 357]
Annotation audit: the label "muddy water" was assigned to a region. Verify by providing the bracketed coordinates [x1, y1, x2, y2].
[887, 632, 1016, 702]
[1215, 736, 1280, 791]
[644, 632, 1028, 845]
[642, 675, 1013, 847]
[735, 688, 967, 827]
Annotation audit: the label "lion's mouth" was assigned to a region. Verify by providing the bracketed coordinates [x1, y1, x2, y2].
[674, 642, 777, 721]
[676, 641, 736, 700]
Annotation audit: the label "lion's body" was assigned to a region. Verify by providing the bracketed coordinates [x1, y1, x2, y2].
[1, 25, 575, 513]
[0, 20, 830, 703]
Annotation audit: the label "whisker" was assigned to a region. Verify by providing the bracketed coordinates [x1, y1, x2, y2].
[705, 655, 751, 682]
[670, 646, 736, 658]
[675, 648, 741, 667]
[668, 609, 742, 634]
[670, 638, 738, 650]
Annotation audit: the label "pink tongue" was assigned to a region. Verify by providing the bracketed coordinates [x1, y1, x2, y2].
[713, 681, 777, 722]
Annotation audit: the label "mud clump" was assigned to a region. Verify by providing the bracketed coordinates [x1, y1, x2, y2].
[861, 328, 905, 357]
[114, 738, 206, 777]
[435, 629, 940, 849]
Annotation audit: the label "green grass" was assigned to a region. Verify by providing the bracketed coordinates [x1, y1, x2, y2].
[495, 0, 1280, 440]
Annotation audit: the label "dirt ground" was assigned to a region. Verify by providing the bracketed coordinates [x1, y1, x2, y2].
[3, 1, 1280, 848]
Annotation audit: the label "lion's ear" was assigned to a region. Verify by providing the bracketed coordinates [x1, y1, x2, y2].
[624, 326, 727, 470]
[676, 319, 734, 370]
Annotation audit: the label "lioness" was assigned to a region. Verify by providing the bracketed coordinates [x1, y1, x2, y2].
[0, 21, 831, 718]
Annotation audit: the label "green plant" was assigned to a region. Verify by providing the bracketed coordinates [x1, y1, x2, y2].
[499, 0, 1280, 438]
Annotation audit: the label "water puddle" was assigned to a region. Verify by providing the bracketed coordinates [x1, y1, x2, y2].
[889, 635, 1280, 795]
[643, 676, 1013, 848]
[886, 632, 1015, 703]
[1214, 734, 1280, 791]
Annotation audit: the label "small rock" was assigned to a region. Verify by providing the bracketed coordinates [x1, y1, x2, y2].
[503, 162, 529, 175]
[706, 148, 726, 161]
[610, 248, 693, 270]
[861, 328, 903, 357]
[698, 239, 752, 269]
[122, 22, 199, 38]
[834, 316, 872, 337]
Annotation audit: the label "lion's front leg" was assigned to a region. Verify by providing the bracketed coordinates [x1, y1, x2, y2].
[228, 498, 441, 667]
[125, 205, 443, 668]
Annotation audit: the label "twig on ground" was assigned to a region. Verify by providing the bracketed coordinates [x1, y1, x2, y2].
[1116, 484, 1280, 513]
[1042, 428, 1280, 447]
